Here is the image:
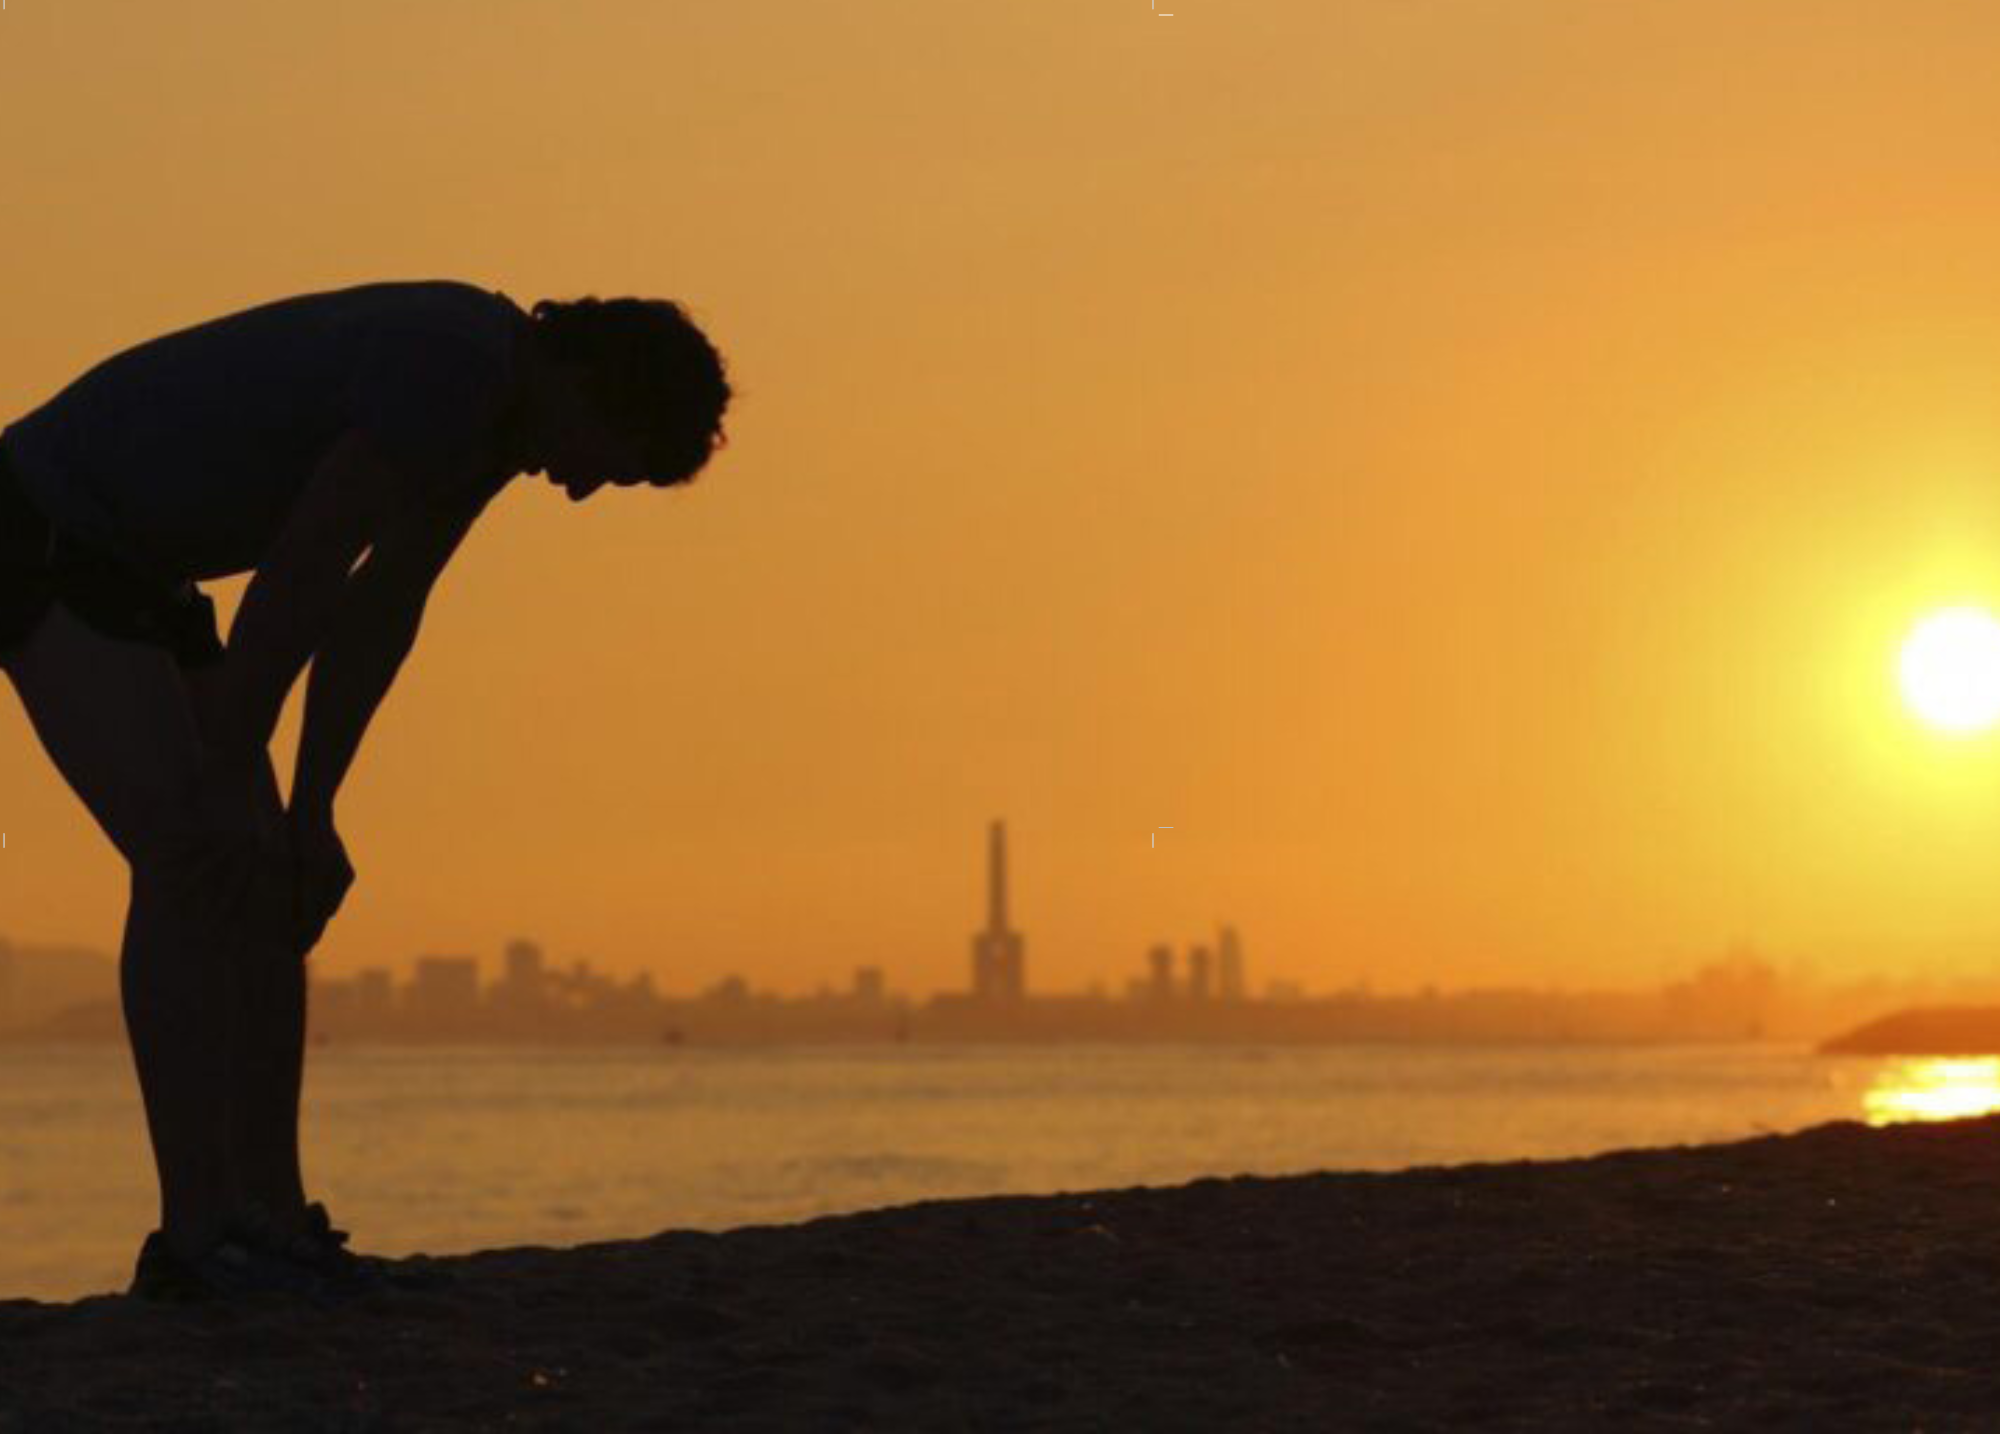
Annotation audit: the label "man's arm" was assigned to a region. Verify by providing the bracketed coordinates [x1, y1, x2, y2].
[204, 428, 407, 762]
[287, 470, 495, 820]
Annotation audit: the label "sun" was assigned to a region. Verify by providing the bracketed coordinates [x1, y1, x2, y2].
[1898, 606, 2000, 735]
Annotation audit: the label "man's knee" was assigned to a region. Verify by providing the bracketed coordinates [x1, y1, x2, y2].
[129, 775, 291, 921]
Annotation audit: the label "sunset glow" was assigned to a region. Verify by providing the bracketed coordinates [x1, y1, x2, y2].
[13, 14, 2000, 1412]
[1862, 1057, 2000, 1125]
[1898, 607, 2000, 736]
[10, 3, 2000, 1000]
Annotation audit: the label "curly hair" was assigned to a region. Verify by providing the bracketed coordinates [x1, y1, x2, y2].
[529, 295, 733, 487]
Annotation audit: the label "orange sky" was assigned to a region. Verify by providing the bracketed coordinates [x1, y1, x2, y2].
[9, 1, 2000, 996]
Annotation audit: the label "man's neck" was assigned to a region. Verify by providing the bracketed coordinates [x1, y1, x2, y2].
[495, 315, 551, 477]
[491, 393, 543, 477]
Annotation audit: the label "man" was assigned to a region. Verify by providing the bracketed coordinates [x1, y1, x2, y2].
[0, 280, 733, 1302]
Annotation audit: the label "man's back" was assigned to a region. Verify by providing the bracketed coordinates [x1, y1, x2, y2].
[2, 280, 529, 582]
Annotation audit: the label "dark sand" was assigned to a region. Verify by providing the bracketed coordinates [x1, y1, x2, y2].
[5, 1114, 2000, 1431]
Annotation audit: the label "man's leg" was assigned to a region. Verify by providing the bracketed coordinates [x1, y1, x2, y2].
[181, 661, 311, 1234]
[229, 750, 309, 1229]
[0, 603, 282, 1261]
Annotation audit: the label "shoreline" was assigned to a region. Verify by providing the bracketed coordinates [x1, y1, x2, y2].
[5, 1114, 1997, 1429]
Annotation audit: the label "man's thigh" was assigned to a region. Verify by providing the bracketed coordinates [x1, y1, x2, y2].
[2, 601, 272, 874]
[180, 660, 286, 835]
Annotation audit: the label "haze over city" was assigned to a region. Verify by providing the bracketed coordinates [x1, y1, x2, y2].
[12, 2, 2000, 1000]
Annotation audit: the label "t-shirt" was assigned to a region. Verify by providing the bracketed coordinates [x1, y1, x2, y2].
[0, 279, 529, 582]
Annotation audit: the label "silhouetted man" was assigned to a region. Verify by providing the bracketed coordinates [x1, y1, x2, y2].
[0, 280, 732, 1301]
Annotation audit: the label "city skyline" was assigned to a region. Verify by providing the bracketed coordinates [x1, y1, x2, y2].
[18, 6, 2000, 996]
[10, 813, 1998, 1050]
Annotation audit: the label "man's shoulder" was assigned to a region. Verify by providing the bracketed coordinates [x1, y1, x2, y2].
[324, 279, 525, 349]
[303, 277, 510, 309]
[353, 277, 521, 316]
[337, 281, 527, 496]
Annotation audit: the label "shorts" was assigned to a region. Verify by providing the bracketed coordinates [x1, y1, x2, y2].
[0, 442, 225, 669]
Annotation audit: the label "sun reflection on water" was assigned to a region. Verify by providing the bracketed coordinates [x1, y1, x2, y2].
[1862, 1057, 2000, 1126]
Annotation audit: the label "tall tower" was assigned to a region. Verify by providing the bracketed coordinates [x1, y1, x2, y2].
[501, 938, 547, 1013]
[970, 819, 1027, 1000]
[1187, 944, 1214, 1001]
[1217, 923, 1245, 1001]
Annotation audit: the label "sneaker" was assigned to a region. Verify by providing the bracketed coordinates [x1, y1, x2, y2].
[304, 1200, 458, 1291]
[259, 1199, 455, 1293]
[300, 1201, 364, 1272]
[233, 1200, 388, 1296]
[126, 1227, 346, 1307]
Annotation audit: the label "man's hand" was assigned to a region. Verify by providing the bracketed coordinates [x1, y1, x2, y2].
[287, 804, 354, 958]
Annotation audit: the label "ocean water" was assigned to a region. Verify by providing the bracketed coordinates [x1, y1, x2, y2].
[0, 1041, 1962, 1303]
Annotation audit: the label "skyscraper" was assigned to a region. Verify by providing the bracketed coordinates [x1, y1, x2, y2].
[969, 818, 1026, 1000]
[355, 968, 395, 1023]
[1187, 944, 1214, 1002]
[504, 938, 544, 992]
[1217, 923, 1246, 1001]
[497, 937, 548, 1017]
[410, 955, 480, 1028]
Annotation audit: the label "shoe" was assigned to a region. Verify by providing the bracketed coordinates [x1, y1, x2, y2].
[304, 1201, 459, 1291]
[233, 1200, 388, 1296]
[263, 1199, 455, 1292]
[301, 1200, 363, 1271]
[126, 1227, 347, 1307]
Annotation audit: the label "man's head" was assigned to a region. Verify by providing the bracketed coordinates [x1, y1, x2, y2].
[517, 295, 733, 501]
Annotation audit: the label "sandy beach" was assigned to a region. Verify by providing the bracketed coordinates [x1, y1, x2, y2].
[4, 1113, 1997, 1431]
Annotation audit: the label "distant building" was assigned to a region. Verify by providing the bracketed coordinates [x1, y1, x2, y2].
[969, 819, 1026, 1000]
[409, 955, 480, 1027]
[355, 967, 395, 1023]
[1147, 944, 1175, 1000]
[854, 967, 886, 1002]
[529, 955, 613, 1011]
[489, 938, 548, 1028]
[507, 940, 543, 983]
[0, 940, 117, 1030]
[1217, 924, 1245, 1001]
[499, 938, 546, 1010]
[1187, 945, 1214, 1002]
[307, 970, 357, 1032]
